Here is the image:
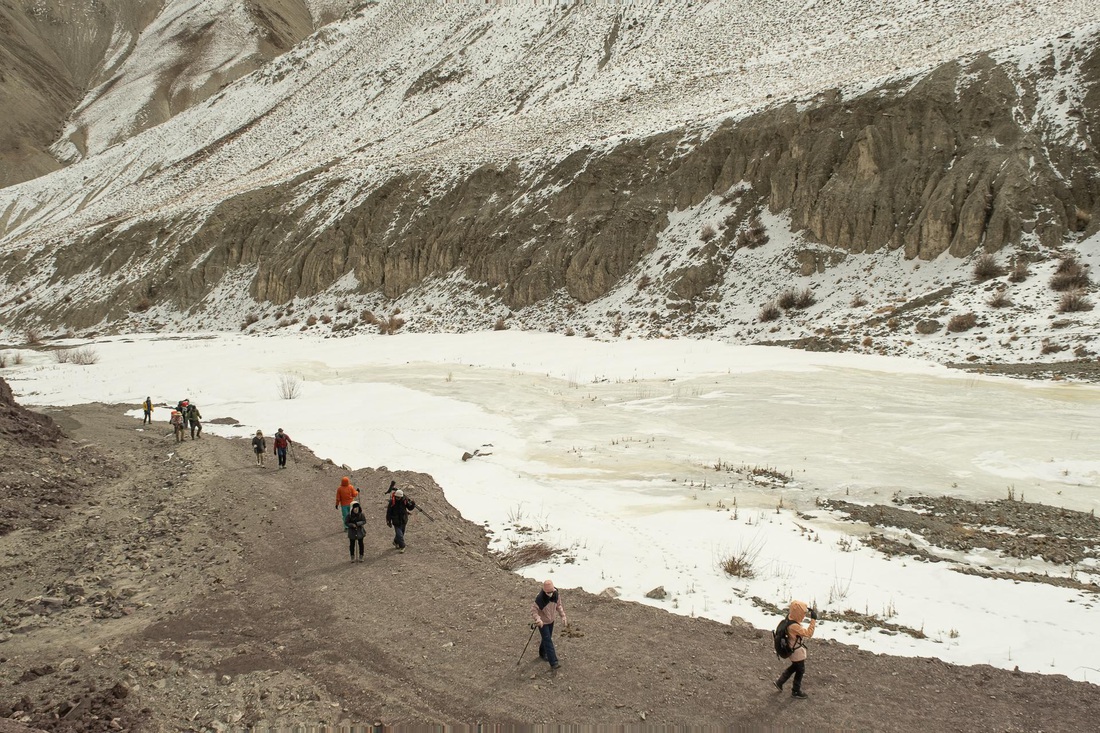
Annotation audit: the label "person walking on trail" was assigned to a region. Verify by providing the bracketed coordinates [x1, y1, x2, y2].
[385, 489, 416, 552]
[344, 501, 367, 563]
[169, 409, 185, 443]
[273, 428, 293, 468]
[176, 399, 190, 431]
[187, 403, 203, 439]
[142, 397, 153, 425]
[774, 600, 817, 699]
[531, 579, 567, 670]
[336, 477, 359, 527]
[252, 430, 267, 466]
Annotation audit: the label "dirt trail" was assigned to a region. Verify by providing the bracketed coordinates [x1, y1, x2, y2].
[2, 401, 1099, 731]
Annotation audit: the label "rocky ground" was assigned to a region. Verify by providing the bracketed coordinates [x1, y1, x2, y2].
[2, 380, 1100, 732]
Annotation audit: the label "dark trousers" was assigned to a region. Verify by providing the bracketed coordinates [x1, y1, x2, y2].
[276, 448, 288, 466]
[143, 410, 151, 424]
[393, 523, 407, 548]
[538, 623, 558, 665]
[348, 537, 363, 558]
[190, 422, 202, 438]
[777, 659, 805, 692]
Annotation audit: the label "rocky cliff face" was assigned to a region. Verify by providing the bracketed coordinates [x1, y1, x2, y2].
[8, 29, 1097, 331]
[0, 5, 1097, 362]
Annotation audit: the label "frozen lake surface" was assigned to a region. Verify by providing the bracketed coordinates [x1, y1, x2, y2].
[6, 332, 1100, 681]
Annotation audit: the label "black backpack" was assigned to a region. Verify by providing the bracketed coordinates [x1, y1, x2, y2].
[773, 617, 795, 659]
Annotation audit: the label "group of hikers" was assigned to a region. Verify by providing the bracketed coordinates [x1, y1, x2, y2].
[142, 396, 203, 443]
[337, 478, 418, 556]
[251, 428, 294, 468]
[331, 471, 820, 690]
[138, 398, 819, 691]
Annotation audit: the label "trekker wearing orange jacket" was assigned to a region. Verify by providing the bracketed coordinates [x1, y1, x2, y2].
[335, 477, 359, 527]
[775, 600, 817, 699]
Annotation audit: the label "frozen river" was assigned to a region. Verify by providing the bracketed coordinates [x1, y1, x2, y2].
[6, 331, 1100, 681]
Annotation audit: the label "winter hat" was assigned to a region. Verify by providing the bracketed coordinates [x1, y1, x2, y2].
[256, 430, 262, 436]
[394, 489, 404, 497]
[543, 579, 555, 594]
[350, 501, 360, 508]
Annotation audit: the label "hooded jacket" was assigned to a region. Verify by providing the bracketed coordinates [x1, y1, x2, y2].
[335, 477, 359, 507]
[786, 600, 816, 663]
[345, 504, 367, 539]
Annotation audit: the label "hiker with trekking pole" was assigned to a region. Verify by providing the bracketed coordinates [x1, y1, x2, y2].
[273, 428, 292, 469]
[530, 579, 567, 670]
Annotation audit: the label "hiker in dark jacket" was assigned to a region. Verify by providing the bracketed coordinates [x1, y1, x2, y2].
[252, 430, 266, 466]
[273, 428, 292, 468]
[344, 502, 367, 562]
[385, 489, 416, 552]
[774, 600, 817, 699]
[187, 403, 203, 439]
[176, 400, 190, 430]
[531, 579, 568, 670]
[142, 397, 153, 425]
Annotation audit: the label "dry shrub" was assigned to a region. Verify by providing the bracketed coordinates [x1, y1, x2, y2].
[915, 320, 940, 335]
[278, 372, 302, 399]
[335, 300, 349, 313]
[1059, 290, 1094, 313]
[55, 346, 99, 365]
[699, 223, 717, 242]
[495, 542, 560, 570]
[319, 314, 332, 325]
[637, 274, 652, 291]
[306, 315, 318, 326]
[987, 289, 1012, 308]
[493, 317, 508, 331]
[1050, 257, 1091, 291]
[360, 309, 377, 324]
[777, 290, 798, 309]
[0, 353, 7, 368]
[719, 542, 762, 579]
[850, 294, 867, 308]
[1007, 259, 1030, 283]
[379, 315, 406, 335]
[24, 328, 40, 345]
[736, 217, 769, 248]
[241, 313, 259, 330]
[861, 336, 873, 347]
[133, 297, 152, 312]
[564, 327, 576, 337]
[758, 301, 781, 322]
[276, 319, 290, 328]
[947, 313, 977, 332]
[793, 288, 815, 309]
[1040, 339, 1065, 355]
[972, 253, 1004, 282]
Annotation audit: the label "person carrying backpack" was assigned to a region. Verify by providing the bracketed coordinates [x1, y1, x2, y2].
[273, 428, 293, 468]
[773, 600, 817, 699]
[169, 409, 184, 443]
[385, 489, 416, 552]
[344, 501, 367, 563]
[142, 397, 153, 425]
[187, 403, 203, 439]
[252, 430, 267, 466]
[176, 400, 190, 430]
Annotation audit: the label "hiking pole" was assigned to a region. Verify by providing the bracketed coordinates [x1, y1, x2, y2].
[416, 505, 436, 523]
[516, 624, 537, 666]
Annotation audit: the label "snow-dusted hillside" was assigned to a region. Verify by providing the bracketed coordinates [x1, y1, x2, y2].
[1, 1, 1099, 368]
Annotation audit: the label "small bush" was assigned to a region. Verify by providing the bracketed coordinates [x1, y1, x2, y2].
[793, 288, 815, 309]
[278, 372, 302, 399]
[1059, 290, 1094, 313]
[972, 253, 1004, 282]
[319, 314, 332, 325]
[719, 542, 762, 579]
[13, 352, 23, 365]
[133, 297, 152, 312]
[850, 294, 867, 308]
[24, 328, 40, 345]
[758, 301, 781, 322]
[494, 541, 561, 571]
[1007, 259, 1030, 283]
[493, 317, 508, 331]
[379, 316, 405, 335]
[360, 309, 377, 324]
[55, 346, 99, 365]
[306, 315, 318, 326]
[335, 300, 349, 313]
[776, 290, 798, 309]
[1040, 339, 1065, 355]
[564, 327, 576, 337]
[947, 313, 978, 332]
[1050, 258, 1091, 291]
[0, 353, 7, 368]
[736, 217, 769, 249]
[241, 313, 259, 330]
[699, 223, 717, 242]
[987, 289, 1012, 308]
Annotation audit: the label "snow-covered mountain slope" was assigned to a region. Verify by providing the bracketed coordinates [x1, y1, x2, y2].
[1, 1, 1099, 368]
[0, 0, 356, 186]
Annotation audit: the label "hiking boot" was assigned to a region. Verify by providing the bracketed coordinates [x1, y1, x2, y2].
[773, 679, 783, 692]
[399, 547, 406, 554]
[550, 662, 561, 670]
[792, 690, 808, 699]
[358, 556, 364, 562]
[349, 557, 355, 563]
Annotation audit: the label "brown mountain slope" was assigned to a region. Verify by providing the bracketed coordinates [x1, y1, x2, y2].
[1, 392, 1098, 729]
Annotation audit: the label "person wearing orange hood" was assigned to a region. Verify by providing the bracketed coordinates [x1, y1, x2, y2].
[774, 600, 817, 699]
[335, 477, 359, 527]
